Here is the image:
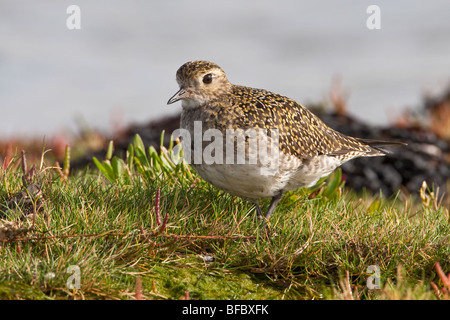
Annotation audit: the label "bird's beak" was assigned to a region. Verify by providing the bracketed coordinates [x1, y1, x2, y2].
[167, 88, 189, 104]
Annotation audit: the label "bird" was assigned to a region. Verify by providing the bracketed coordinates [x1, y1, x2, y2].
[167, 60, 404, 221]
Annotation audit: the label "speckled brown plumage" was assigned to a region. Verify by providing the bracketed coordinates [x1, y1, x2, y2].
[211, 85, 383, 160]
[168, 60, 404, 220]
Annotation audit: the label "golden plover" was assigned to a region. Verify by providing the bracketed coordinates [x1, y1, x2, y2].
[168, 60, 404, 220]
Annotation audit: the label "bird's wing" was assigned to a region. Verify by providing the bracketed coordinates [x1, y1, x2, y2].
[227, 87, 379, 159]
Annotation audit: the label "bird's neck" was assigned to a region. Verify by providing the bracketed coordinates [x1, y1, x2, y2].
[181, 99, 203, 110]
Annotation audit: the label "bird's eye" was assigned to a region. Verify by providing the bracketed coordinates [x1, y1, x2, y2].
[202, 73, 213, 84]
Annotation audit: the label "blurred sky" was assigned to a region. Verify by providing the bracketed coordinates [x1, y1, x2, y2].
[1, 0, 449, 138]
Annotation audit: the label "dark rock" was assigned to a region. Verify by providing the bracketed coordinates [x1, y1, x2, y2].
[315, 110, 450, 197]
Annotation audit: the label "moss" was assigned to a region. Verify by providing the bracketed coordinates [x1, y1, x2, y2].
[147, 264, 282, 300]
[0, 281, 50, 300]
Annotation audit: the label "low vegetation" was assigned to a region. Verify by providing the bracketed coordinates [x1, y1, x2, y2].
[0, 134, 449, 300]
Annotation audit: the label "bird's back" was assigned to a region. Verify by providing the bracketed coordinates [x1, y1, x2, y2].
[221, 85, 385, 162]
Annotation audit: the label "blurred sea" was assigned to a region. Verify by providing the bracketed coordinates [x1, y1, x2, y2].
[1, 0, 449, 138]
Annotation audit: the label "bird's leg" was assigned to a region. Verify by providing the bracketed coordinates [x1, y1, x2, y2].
[264, 191, 283, 220]
[252, 200, 264, 218]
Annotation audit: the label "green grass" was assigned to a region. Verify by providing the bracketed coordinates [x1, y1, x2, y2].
[0, 135, 449, 300]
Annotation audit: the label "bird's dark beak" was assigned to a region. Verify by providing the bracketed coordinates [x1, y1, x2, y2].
[167, 88, 189, 104]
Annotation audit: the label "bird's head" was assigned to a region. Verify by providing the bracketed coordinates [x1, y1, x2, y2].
[167, 61, 231, 109]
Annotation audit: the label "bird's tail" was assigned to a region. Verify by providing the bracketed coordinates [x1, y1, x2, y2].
[358, 138, 407, 155]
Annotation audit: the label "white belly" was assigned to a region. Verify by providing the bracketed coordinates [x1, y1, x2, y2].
[191, 152, 341, 200]
[192, 162, 288, 199]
